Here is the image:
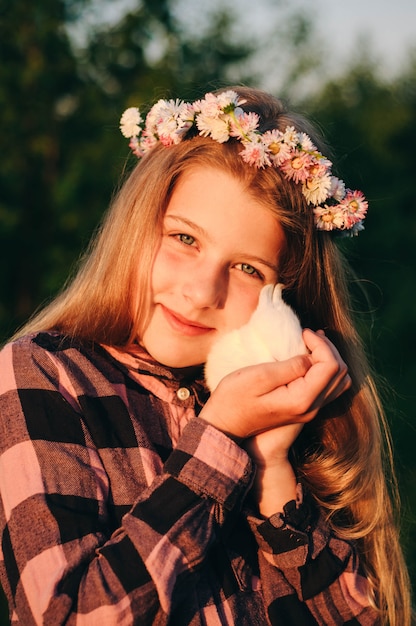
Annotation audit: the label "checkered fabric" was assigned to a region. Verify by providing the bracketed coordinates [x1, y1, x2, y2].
[0, 332, 379, 624]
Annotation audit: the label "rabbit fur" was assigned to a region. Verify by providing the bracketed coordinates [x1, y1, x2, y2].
[205, 283, 307, 391]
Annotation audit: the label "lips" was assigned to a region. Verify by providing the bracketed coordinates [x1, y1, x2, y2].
[160, 305, 214, 336]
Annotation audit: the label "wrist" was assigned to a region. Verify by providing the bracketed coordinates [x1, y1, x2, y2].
[198, 409, 244, 443]
[253, 459, 297, 517]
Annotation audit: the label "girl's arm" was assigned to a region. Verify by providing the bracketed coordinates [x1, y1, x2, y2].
[201, 330, 379, 624]
[0, 337, 253, 624]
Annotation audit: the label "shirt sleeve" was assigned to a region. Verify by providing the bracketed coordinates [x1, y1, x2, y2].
[247, 488, 380, 624]
[123, 418, 254, 614]
[0, 338, 254, 625]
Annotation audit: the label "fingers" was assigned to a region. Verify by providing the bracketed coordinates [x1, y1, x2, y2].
[301, 328, 351, 410]
[218, 329, 350, 418]
[222, 354, 312, 396]
[255, 330, 350, 421]
[206, 357, 314, 438]
[203, 329, 352, 440]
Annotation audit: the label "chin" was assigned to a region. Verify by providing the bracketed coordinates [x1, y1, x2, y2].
[145, 345, 205, 371]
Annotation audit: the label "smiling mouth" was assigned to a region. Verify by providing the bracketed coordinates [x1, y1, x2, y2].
[160, 305, 215, 336]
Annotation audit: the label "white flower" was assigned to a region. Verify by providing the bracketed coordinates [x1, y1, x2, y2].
[157, 119, 181, 145]
[120, 107, 143, 138]
[145, 100, 167, 133]
[329, 176, 346, 201]
[215, 90, 241, 109]
[262, 130, 291, 165]
[298, 132, 316, 152]
[178, 103, 196, 127]
[119, 92, 368, 236]
[144, 99, 193, 145]
[282, 126, 299, 149]
[195, 93, 224, 118]
[349, 220, 365, 236]
[161, 99, 188, 120]
[196, 114, 230, 143]
[302, 171, 332, 205]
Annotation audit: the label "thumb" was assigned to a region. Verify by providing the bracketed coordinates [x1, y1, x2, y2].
[223, 354, 312, 396]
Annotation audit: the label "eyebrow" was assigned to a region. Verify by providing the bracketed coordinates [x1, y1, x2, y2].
[165, 215, 208, 238]
[164, 214, 280, 273]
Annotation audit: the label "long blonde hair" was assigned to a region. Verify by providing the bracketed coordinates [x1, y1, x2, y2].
[15, 87, 412, 624]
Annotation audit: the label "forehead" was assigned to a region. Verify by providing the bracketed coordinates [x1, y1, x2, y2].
[165, 166, 285, 259]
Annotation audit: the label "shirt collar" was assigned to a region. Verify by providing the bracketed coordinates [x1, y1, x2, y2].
[101, 343, 210, 412]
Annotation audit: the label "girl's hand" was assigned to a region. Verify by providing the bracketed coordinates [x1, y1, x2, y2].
[200, 329, 351, 442]
[200, 329, 351, 517]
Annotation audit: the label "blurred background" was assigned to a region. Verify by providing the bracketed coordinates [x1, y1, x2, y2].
[0, 0, 415, 621]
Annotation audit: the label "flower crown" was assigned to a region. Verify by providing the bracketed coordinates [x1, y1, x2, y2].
[120, 90, 368, 234]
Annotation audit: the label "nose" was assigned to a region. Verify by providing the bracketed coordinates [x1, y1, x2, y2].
[182, 262, 227, 309]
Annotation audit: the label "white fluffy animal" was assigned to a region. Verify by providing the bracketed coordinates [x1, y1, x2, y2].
[205, 283, 308, 391]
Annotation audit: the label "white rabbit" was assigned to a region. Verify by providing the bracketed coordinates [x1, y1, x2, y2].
[205, 283, 307, 391]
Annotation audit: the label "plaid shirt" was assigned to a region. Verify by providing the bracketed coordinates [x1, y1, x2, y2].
[0, 332, 379, 625]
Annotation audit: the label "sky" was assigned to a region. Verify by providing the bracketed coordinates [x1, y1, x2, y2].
[312, 0, 415, 77]
[167, 0, 416, 95]
[220, 0, 415, 79]
[83, 0, 416, 84]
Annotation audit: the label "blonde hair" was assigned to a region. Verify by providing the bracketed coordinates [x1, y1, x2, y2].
[15, 87, 412, 624]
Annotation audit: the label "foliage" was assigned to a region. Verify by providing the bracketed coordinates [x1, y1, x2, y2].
[304, 58, 416, 578]
[0, 0, 82, 335]
[0, 0, 255, 339]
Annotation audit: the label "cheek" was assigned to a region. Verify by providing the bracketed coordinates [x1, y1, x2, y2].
[150, 246, 176, 291]
[224, 287, 261, 330]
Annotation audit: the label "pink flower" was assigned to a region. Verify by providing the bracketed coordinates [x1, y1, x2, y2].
[194, 93, 224, 117]
[280, 152, 315, 183]
[137, 132, 158, 154]
[240, 140, 271, 168]
[340, 190, 368, 222]
[314, 205, 346, 231]
[120, 91, 368, 236]
[230, 111, 259, 139]
[198, 97, 222, 118]
[128, 137, 143, 157]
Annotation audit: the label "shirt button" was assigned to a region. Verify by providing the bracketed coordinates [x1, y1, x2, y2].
[176, 387, 191, 401]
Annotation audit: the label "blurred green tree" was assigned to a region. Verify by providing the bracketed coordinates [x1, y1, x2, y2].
[304, 57, 416, 578]
[0, 0, 84, 336]
[0, 0, 255, 342]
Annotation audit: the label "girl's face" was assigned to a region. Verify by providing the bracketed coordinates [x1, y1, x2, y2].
[141, 166, 285, 370]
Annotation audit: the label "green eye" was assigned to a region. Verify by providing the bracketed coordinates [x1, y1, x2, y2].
[241, 263, 256, 275]
[178, 234, 195, 245]
[236, 262, 261, 278]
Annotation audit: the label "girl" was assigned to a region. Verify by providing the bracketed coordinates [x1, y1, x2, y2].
[0, 87, 411, 625]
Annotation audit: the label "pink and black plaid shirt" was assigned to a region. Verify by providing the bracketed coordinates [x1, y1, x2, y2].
[0, 332, 379, 624]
